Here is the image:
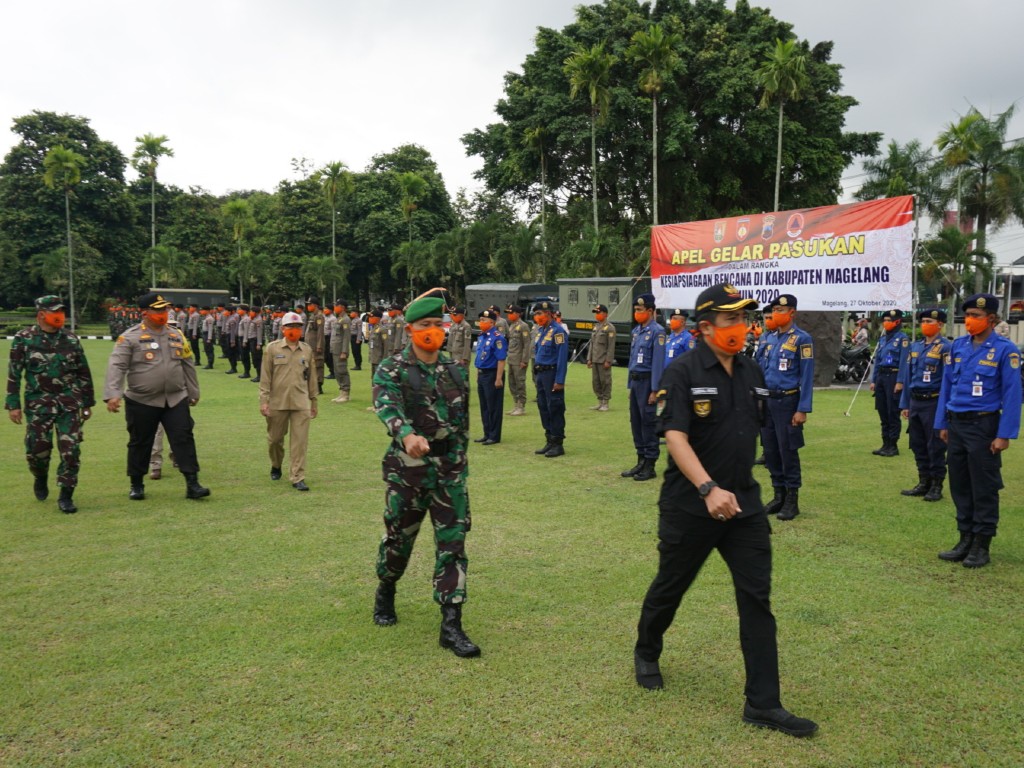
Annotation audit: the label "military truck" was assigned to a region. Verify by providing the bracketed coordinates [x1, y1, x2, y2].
[557, 276, 660, 363]
[464, 283, 558, 332]
[147, 288, 232, 307]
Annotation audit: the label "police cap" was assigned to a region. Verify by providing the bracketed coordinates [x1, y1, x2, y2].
[634, 293, 656, 309]
[770, 294, 798, 310]
[962, 293, 998, 314]
[592, 304, 609, 314]
[916, 308, 947, 322]
[405, 297, 445, 323]
[694, 283, 757, 319]
[534, 301, 555, 313]
[506, 304, 524, 314]
[881, 309, 904, 321]
[479, 309, 498, 320]
[137, 292, 172, 310]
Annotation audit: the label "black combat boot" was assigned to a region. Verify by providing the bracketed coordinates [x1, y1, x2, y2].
[764, 487, 786, 516]
[185, 473, 211, 499]
[544, 437, 565, 458]
[777, 488, 800, 520]
[439, 604, 481, 658]
[33, 473, 49, 501]
[534, 434, 553, 455]
[373, 581, 397, 626]
[633, 458, 657, 482]
[878, 440, 899, 457]
[938, 531, 973, 562]
[129, 476, 146, 501]
[923, 478, 943, 502]
[871, 440, 887, 455]
[901, 474, 930, 497]
[621, 455, 645, 478]
[57, 487, 77, 514]
[962, 535, 992, 568]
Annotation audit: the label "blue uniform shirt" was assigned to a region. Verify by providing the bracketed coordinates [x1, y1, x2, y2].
[763, 324, 814, 413]
[898, 335, 951, 409]
[755, 329, 778, 374]
[872, 329, 909, 383]
[935, 333, 1022, 438]
[533, 322, 569, 384]
[664, 331, 696, 365]
[474, 327, 507, 370]
[629, 320, 666, 390]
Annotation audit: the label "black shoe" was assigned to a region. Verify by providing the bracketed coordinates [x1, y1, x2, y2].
[634, 651, 664, 690]
[185, 473, 211, 499]
[742, 704, 818, 738]
[764, 487, 786, 516]
[439, 604, 481, 658]
[481, 439, 499, 445]
[776, 488, 800, 520]
[251, 377, 261, 383]
[754, 453, 766, 466]
[621, 457, 645, 478]
[353, 366, 362, 371]
[938, 531, 973, 562]
[270, 467, 282, 481]
[545, 439, 565, 458]
[473, 437, 487, 443]
[57, 487, 77, 514]
[877, 441, 899, 457]
[962, 534, 992, 568]
[871, 443, 887, 455]
[203, 364, 214, 369]
[238, 373, 251, 379]
[535, 439, 553, 455]
[33, 475, 49, 501]
[292, 480, 309, 491]
[633, 458, 657, 482]
[373, 582, 397, 626]
[224, 369, 236, 374]
[901, 475, 930, 496]
[129, 484, 145, 501]
[923, 478, 943, 502]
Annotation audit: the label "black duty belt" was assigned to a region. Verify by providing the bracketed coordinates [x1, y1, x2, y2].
[630, 372, 652, 381]
[878, 367, 899, 373]
[534, 365, 556, 372]
[946, 410, 997, 421]
[911, 391, 940, 401]
[769, 389, 799, 398]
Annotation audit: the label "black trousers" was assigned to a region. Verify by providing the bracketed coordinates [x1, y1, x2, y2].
[636, 512, 781, 710]
[203, 340, 216, 367]
[351, 337, 363, 368]
[227, 341, 239, 370]
[907, 398, 946, 479]
[324, 335, 335, 377]
[240, 339, 252, 375]
[947, 413, 1003, 536]
[874, 370, 901, 442]
[763, 394, 804, 488]
[248, 339, 263, 377]
[124, 397, 200, 478]
[189, 333, 202, 366]
[535, 368, 565, 439]
[476, 367, 504, 441]
[628, 374, 659, 459]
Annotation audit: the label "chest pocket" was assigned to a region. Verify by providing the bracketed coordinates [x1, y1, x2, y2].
[689, 388, 720, 422]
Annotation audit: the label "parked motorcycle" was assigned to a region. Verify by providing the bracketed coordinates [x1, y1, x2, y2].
[834, 343, 871, 383]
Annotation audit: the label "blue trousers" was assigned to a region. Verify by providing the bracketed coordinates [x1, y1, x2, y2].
[947, 413, 1003, 536]
[535, 368, 565, 440]
[907, 398, 946, 479]
[762, 394, 804, 489]
[628, 374, 659, 460]
[874, 371, 901, 442]
[476, 368, 504, 442]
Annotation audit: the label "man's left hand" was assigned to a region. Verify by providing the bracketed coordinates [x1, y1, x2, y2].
[791, 411, 807, 427]
[553, 383, 564, 392]
[311, 404, 318, 419]
[991, 437, 1009, 454]
[648, 393, 658, 405]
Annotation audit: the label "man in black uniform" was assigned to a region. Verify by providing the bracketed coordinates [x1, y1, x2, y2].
[633, 283, 817, 739]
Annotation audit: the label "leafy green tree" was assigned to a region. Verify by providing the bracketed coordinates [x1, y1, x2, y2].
[29, 248, 69, 294]
[42, 145, 85, 329]
[855, 139, 940, 208]
[142, 244, 192, 287]
[300, 254, 346, 298]
[756, 38, 809, 212]
[162, 187, 232, 288]
[920, 225, 988, 307]
[315, 161, 354, 301]
[935, 105, 1024, 291]
[627, 23, 682, 225]
[564, 42, 616, 231]
[522, 127, 549, 272]
[131, 133, 174, 284]
[221, 198, 254, 299]
[228, 249, 274, 305]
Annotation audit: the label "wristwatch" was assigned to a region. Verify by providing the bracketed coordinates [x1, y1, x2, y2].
[697, 480, 718, 498]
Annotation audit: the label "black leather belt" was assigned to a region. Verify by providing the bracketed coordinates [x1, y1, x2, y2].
[769, 389, 799, 398]
[630, 372, 652, 380]
[535, 364, 555, 372]
[878, 367, 899, 373]
[911, 391, 939, 401]
[946, 410, 997, 421]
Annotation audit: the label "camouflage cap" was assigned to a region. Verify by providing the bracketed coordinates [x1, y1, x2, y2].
[34, 295, 65, 311]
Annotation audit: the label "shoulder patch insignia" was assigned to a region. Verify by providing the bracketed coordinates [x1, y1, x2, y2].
[658, 335, 665, 346]
[902, 339, 908, 347]
[116, 335, 125, 344]
[554, 333, 565, 344]
[496, 340, 503, 350]
[1011, 354, 1020, 370]
[801, 344, 813, 359]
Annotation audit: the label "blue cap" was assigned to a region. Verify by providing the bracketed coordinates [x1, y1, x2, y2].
[962, 293, 998, 314]
[770, 294, 798, 310]
[634, 293, 656, 309]
[916, 308, 947, 322]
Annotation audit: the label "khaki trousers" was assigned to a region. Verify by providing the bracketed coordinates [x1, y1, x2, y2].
[508, 362, 528, 406]
[267, 409, 310, 483]
[334, 355, 350, 393]
[592, 364, 612, 401]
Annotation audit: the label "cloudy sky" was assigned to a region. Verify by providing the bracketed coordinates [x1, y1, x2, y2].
[3, 0, 1022, 262]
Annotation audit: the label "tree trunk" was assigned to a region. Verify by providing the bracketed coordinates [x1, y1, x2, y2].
[539, 151, 547, 283]
[773, 101, 784, 212]
[652, 95, 659, 226]
[65, 191, 76, 332]
[590, 112, 598, 232]
[975, 169, 988, 293]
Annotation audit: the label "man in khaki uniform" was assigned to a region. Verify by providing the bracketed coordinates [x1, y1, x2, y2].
[366, 308, 389, 411]
[104, 292, 210, 501]
[587, 303, 616, 411]
[303, 296, 326, 392]
[330, 300, 352, 403]
[488, 305, 510, 338]
[260, 312, 318, 490]
[447, 306, 472, 368]
[505, 304, 532, 415]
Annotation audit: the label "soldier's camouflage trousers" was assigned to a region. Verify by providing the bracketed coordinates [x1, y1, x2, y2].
[376, 480, 470, 604]
[25, 410, 83, 488]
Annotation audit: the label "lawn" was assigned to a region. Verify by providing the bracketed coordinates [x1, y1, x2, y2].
[2, 339, 1022, 767]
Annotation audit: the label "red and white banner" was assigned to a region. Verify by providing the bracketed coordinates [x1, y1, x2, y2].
[651, 196, 914, 312]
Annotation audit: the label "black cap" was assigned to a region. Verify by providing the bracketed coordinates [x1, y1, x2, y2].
[634, 293, 656, 309]
[479, 309, 498, 320]
[333, 298, 347, 307]
[770, 294, 798, 310]
[137, 292, 172, 310]
[669, 308, 688, 319]
[694, 283, 757, 319]
[251, 304, 262, 311]
[506, 304, 524, 314]
[238, 304, 250, 312]
[962, 293, 999, 314]
[307, 296, 321, 306]
[592, 304, 609, 314]
[452, 306, 466, 314]
[881, 309, 904, 321]
[534, 301, 555, 313]
[369, 308, 383, 318]
[917, 308, 947, 322]
[487, 305, 502, 314]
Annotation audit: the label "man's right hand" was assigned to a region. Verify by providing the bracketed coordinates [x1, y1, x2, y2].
[260, 403, 270, 417]
[106, 398, 121, 413]
[403, 433, 430, 458]
[704, 487, 740, 521]
[8, 408, 22, 425]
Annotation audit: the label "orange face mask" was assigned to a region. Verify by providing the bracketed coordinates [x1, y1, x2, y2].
[147, 310, 169, 328]
[42, 311, 66, 329]
[324, 308, 333, 315]
[283, 327, 302, 343]
[964, 315, 989, 336]
[534, 313, 550, 326]
[452, 313, 464, 323]
[705, 320, 747, 355]
[508, 312, 520, 323]
[349, 311, 358, 319]
[594, 312, 608, 323]
[919, 320, 941, 338]
[411, 327, 445, 351]
[763, 315, 777, 331]
[478, 319, 494, 332]
[388, 310, 398, 318]
[882, 320, 899, 333]
[634, 310, 651, 324]
[307, 304, 317, 313]
[669, 318, 684, 332]
[249, 311, 257, 319]
[368, 316, 380, 325]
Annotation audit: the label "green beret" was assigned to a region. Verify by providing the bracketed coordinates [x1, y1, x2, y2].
[405, 296, 445, 323]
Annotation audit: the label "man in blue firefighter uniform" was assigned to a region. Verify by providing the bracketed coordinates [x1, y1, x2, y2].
[934, 293, 1021, 568]
[760, 295, 813, 521]
[664, 309, 697, 364]
[897, 308, 952, 502]
[531, 301, 569, 458]
[871, 309, 909, 456]
[621, 293, 666, 482]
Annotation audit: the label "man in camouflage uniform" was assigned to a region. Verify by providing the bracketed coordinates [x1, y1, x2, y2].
[371, 293, 480, 658]
[505, 304, 532, 416]
[446, 305, 472, 369]
[587, 303, 616, 411]
[6, 295, 95, 513]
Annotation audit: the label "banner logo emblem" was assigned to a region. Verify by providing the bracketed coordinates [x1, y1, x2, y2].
[786, 213, 804, 238]
[761, 215, 776, 241]
[736, 218, 750, 241]
[713, 221, 726, 243]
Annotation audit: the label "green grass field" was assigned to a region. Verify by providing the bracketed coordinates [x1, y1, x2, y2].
[2, 339, 1022, 767]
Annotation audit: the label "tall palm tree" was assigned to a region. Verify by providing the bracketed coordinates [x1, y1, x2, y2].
[42, 145, 85, 331]
[143, 244, 192, 287]
[397, 172, 428, 293]
[228, 250, 274, 306]
[523, 126, 549, 276]
[316, 161, 354, 302]
[564, 43, 616, 231]
[300, 255, 346, 298]
[756, 38, 809, 212]
[131, 134, 174, 285]
[221, 198, 253, 300]
[936, 105, 1024, 291]
[855, 139, 940, 207]
[921, 225, 988, 310]
[627, 23, 681, 226]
